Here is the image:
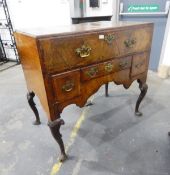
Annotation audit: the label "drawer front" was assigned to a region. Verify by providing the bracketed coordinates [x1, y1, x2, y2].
[39, 34, 104, 73]
[81, 56, 132, 81]
[97, 32, 120, 60]
[116, 27, 153, 56]
[39, 32, 121, 73]
[80, 63, 103, 81]
[51, 70, 80, 102]
[131, 52, 149, 77]
[102, 56, 132, 75]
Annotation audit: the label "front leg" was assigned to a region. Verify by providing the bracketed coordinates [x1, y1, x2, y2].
[135, 79, 148, 116]
[27, 91, 41, 125]
[48, 118, 67, 162]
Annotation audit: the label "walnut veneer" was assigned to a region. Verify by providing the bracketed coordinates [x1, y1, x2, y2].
[14, 21, 153, 162]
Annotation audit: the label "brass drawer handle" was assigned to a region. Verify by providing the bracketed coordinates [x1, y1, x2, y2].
[124, 38, 136, 48]
[86, 67, 98, 78]
[105, 63, 113, 72]
[104, 34, 116, 45]
[62, 80, 74, 92]
[119, 61, 128, 69]
[135, 61, 144, 68]
[75, 44, 91, 58]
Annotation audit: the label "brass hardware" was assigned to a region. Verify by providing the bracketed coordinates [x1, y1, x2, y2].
[104, 34, 116, 45]
[135, 61, 144, 68]
[86, 67, 98, 78]
[119, 61, 128, 69]
[124, 38, 136, 48]
[62, 80, 74, 92]
[75, 44, 91, 58]
[105, 63, 113, 72]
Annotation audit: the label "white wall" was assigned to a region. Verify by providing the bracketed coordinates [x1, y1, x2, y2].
[3, 0, 117, 60]
[158, 10, 170, 78]
[0, 0, 71, 60]
[7, 0, 71, 30]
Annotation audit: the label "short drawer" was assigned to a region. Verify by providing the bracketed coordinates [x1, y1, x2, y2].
[80, 64, 103, 81]
[116, 26, 153, 56]
[102, 56, 132, 75]
[81, 56, 132, 81]
[51, 70, 80, 102]
[131, 52, 149, 77]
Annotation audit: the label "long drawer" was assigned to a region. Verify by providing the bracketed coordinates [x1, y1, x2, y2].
[39, 26, 153, 73]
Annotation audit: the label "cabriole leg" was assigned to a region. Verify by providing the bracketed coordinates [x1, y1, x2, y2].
[27, 91, 41, 125]
[135, 79, 148, 116]
[105, 83, 109, 97]
[48, 118, 67, 162]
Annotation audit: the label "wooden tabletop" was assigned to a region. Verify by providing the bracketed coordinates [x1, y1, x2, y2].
[15, 21, 153, 38]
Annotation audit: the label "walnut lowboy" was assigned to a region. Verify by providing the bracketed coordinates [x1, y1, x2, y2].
[14, 21, 154, 162]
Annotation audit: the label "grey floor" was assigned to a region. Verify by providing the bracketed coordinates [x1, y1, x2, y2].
[0, 65, 170, 175]
[0, 61, 18, 72]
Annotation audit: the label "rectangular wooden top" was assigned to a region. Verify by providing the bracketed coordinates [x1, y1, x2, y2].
[15, 21, 153, 38]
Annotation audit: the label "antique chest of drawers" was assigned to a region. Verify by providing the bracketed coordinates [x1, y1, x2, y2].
[14, 21, 154, 162]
